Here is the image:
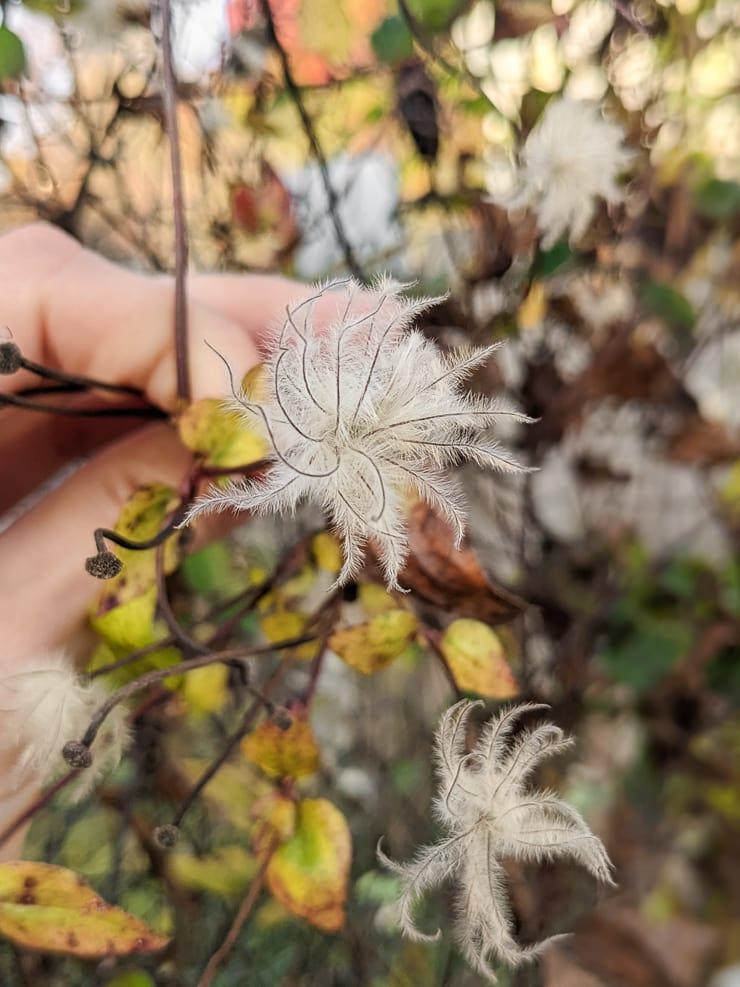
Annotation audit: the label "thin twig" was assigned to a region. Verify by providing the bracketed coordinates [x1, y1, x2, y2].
[17, 353, 146, 398]
[159, 0, 191, 403]
[0, 771, 78, 852]
[197, 841, 276, 987]
[172, 662, 286, 828]
[79, 634, 318, 749]
[259, 0, 366, 283]
[0, 393, 164, 419]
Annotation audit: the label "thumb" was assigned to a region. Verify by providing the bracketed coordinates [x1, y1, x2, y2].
[0, 423, 192, 661]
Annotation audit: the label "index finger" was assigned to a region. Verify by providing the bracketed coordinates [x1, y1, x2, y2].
[0, 224, 331, 410]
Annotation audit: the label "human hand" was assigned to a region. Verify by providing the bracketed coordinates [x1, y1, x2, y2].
[0, 223, 338, 855]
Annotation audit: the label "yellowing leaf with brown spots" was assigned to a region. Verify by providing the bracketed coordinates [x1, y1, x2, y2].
[242, 710, 320, 779]
[266, 799, 351, 933]
[329, 610, 418, 674]
[178, 397, 266, 469]
[91, 484, 181, 649]
[0, 862, 168, 958]
[440, 619, 518, 699]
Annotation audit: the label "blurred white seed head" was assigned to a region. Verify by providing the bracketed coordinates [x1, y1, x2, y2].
[500, 96, 632, 248]
[188, 276, 532, 589]
[0, 650, 129, 800]
[378, 700, 614, 982]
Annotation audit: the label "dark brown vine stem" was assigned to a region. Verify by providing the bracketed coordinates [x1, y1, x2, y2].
[79, 634, 318, 749]
[259, 0, 367, 284]
[0, 392, 165, 419]
[197, 838, 277, 987]
[159, 0, 191, 404]
[17, 352, 146, 397]
[302, 589, 342, 704]
[93, 512, 185, 557]
[171, 662, 287, 829]
[0, 771, 78, 852]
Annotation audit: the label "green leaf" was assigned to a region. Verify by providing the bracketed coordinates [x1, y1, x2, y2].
[181, 541, 243, 599]
[640, 280, 695, 332]
[0, 27, 25, 81]
[531, 239, 573, 278]
[371, 16, 413, 65]
[694, 178, 740, 220]
[0, 862, 168, 957]
[600, 617, 692, 693]
[405, 0, 464, 34]
[105, 972, 156, 987]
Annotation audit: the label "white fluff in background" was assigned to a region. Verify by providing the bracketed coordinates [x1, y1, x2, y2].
[0, 650, 129, 800]
[378, 700, 614, 982]
[188, 276, 532, 589]
[501, 96, 632, 248]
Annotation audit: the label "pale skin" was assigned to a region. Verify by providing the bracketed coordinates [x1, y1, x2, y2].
[0, 223, 348, 858]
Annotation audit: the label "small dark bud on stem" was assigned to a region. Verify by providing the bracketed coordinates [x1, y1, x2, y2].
[154, 824, 180, 849]
[62, 741, 93, 769]
[271, 706, 293, 731]
[0, 341, 22, 375]
[85, 551, 123, 579]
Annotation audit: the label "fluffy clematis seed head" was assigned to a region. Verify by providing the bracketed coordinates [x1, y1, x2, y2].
[0, 650, 130, 800]
[378, 700, 614, 982]
[187, 277, 532, 589]
[499, 97, 632, 249]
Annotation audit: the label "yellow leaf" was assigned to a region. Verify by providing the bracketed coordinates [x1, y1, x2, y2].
[252, 793, 297, 850]
[91, 485, 181, 648]
[329, 610, 418, 674]
[719, 460, 740, 519]
[298, 0, 353, 62]
[440, 619, 518, 698]
[86, 637, 182, 686]
[0, 862, 168, 958]
[169, 846, 257, 898]
[517, 280, 546, 330]
[180, 663, 229, 715]
[241, 363, 268, 401]
[260, 609, 317, 660]
[178, 397, 266, 469]
[312, 532, 343, 574]
[266, 799, 351, 933]
[242, 710, 320, 779]
[179, 758, 269, 832]
[91, 586, 158, 652]
[358, 582, 397, 615]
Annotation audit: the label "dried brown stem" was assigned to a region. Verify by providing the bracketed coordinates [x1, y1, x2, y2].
[0, 771, 78, 853]
[172, 662, 287, 828]
[197, 841, 276, 987]
[159, 0, 191, 403]
[259, 0, 366, 283]
[79, 634, 317, 749]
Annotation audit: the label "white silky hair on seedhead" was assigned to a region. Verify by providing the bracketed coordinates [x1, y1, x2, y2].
[0, 650, 129, 800]
[378, 700, 615, 982]
[500, 96, 633, 249]
[187, 275, 533, 590]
